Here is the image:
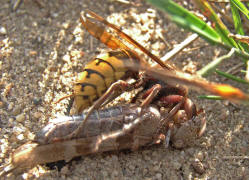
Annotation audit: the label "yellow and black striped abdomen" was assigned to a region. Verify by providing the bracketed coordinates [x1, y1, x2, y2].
[73, 50, 140, 113]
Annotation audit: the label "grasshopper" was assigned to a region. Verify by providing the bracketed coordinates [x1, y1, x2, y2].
[0, 94, 205, 177]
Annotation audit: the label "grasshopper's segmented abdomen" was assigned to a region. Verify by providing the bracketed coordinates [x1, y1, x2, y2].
[35, 105, 161, 144]
[74, 50, 140, 113]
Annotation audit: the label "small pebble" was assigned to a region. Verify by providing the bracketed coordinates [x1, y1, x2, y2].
[62, 54, 70, 62]
[8, 102, 14, 111]
[109, 5, 114, 12]
[0, 27, 7, 35]
[153, 165, 160, 172]
[33, 111, 42, 119]
[172, 161, 181, 170]
[196, 151, 204, 161]
[8, 117, 14, 124]
[128, 164, 135, 171]
[33, 97, 42, 105]
[155, 173, 162, 180]
[62, 22, 70, 29]
[29, 50, 37, 56]
[16, 134, 24, 141]
[0, 101, 4, 108]
[192, 159, 205, 174]
[16, 113, 25, 122]
[145, 178, 152, 180]
[143, 168, 148, 176]
[52, 13, 59, 18]
[112, 170, 119, 177]
[22, 173, 28, 179]
[12, 105, 22, 116]
[236, 166, 246, 177]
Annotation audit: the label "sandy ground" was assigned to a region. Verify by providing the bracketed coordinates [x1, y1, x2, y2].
[0, 0, 248, 179]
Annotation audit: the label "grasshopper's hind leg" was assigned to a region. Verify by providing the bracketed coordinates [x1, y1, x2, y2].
[58, 82, 162, 142]
[59, 80, 132, 141]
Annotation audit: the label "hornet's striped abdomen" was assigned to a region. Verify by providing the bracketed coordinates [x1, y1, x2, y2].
[73, 50, 140, 113]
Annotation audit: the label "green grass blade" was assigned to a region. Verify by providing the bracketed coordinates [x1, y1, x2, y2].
[220, 44, 249, 59]
[198, 95, 224, 100]
[146, 0, 222, 44]
[193, 0, 239, 48]
[215, 69, 249, 85]
[230, 0, 249, 51]
[230, 1, 245, 35]
[147, 0, 249, 68]
[230, 0, 249, 19]
[197, 48, 235, 77]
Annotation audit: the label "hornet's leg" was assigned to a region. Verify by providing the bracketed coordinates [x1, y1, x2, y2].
[159, 98, 186, 148]
[59, 80, 132, 141]
[159, 96, 206, 149]
[159, 95, 197, 119]
[67, 82, 163, 141]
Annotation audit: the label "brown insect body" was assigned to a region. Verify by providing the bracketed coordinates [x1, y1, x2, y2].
[35, 104, 159, 144]
[0, 102, 205, 177]
[1, 104, 184, 176]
